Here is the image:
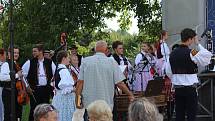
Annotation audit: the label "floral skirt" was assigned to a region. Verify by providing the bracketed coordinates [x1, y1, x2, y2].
[52, 92, 76, 121]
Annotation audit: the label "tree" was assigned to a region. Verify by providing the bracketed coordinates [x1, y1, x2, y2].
[0, 0, 161, 62]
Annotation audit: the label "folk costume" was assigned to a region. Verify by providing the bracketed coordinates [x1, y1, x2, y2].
[22, 57, 56, 121]
[166, 44, 212, 121]
[133, 51, 157, 91]
[52, 64, 76, 121]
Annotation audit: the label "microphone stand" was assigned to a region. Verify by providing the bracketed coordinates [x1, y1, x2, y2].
[133, 56, 149, 92]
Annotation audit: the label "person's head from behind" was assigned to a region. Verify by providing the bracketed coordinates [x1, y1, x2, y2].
[172, 44, 180, 51]
[128, 98, 163, 121]
[148, 44, 155, 55]
[87, 100, 113, 121]
[0, 48, 6, 62]
[70, 44, 78, 55]
[105, 46, 112, 56]
[112, 41, 124, 55]
[159, 30, 168, 41]
[56, 50, 70, 66]
[95, 41, 108, 54]
[34, 104, 58, 121]
[44, 50, 51, 59]
[181, 28, 197, 46]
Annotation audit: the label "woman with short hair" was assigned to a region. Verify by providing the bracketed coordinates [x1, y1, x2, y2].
[33, 104, 58, 121]
[87, 100, 113, 121]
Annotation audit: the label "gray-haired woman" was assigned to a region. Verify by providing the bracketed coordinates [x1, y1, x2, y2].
[34, 104, 58, 121]
[128, 98, 163, 121]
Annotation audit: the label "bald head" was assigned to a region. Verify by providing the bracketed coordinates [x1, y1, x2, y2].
[95, 41, 107, 53]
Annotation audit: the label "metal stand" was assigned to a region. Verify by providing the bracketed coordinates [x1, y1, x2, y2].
[198, 73, 214, 121]
[133, 59, 149, 92]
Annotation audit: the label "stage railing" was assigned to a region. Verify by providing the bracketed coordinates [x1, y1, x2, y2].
[198, 72, 214, 121]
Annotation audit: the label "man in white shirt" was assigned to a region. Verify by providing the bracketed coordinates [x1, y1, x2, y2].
[22, 44, 56, 121]
[165, 28, 212, 121]
[111, 41, 133, 84]
[0, 48, 9, 121]
[2, 47, 26, 121]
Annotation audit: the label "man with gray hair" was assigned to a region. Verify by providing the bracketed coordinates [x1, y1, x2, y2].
[33, 104, 58, 121]
[76, 40, 134, 121]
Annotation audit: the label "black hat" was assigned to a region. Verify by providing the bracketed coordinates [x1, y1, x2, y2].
[69, 44, 78, 49]
[44, 50, 50, 53]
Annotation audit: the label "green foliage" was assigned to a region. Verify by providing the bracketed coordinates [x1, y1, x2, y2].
[130, 0, 162, 38]
[0, 0, 161, 62]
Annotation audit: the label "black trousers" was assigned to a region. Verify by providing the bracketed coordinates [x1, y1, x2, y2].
[2, 88, 22, 121]
[83, 109, 88, 121]
[175, 87, 198, 121]
[29, 86, 51, 121]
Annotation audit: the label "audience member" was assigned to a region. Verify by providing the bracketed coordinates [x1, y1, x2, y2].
[34, 104, 58, 121]
[128, 98, 163, 121]
[87, 100, 113, 121]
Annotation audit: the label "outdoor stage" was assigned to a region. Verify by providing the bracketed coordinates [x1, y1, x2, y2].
[197, 72, 214, 121]
[162, 0, 215, 120]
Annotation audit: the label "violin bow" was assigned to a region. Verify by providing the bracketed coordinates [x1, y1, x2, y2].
[23, 76, 37, 103]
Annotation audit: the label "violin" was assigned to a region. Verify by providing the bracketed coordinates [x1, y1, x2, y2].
[70, 64, 79, 87]
[71, 70, 78, 82]
[15, 63, 30, 105]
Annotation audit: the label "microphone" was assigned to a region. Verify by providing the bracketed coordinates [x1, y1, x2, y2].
[201, 28, 208, 38]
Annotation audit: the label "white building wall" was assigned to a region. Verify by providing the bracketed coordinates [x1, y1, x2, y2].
[162, 0, 207, 48]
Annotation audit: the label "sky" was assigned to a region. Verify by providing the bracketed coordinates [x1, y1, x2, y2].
[104, 14, 139, 35]
[104, 0, 162, 35]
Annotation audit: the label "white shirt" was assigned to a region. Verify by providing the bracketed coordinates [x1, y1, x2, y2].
[57, 64, 74, 94]
[160, 40, 170, 62]
[135, 51, 150, 65]
[110, 55, 133, 70]
[22, 58, 56, 86]
[110, 55, 133, 81]
[0, 62, 10, 81]
[134, 51, 158, 73]
[165, 44, 212, 86]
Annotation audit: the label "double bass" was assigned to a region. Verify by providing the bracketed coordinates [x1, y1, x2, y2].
[15, 63, 30, 105]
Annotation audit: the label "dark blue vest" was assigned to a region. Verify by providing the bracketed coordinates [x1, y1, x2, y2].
[112, 53, 128, 65]
[27, 58, 53, 89]
[169, 45, 198, 74]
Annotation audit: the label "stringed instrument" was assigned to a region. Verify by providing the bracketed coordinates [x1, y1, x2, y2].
[71, 69, 78, 82]
[15, 63, 30, 105]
